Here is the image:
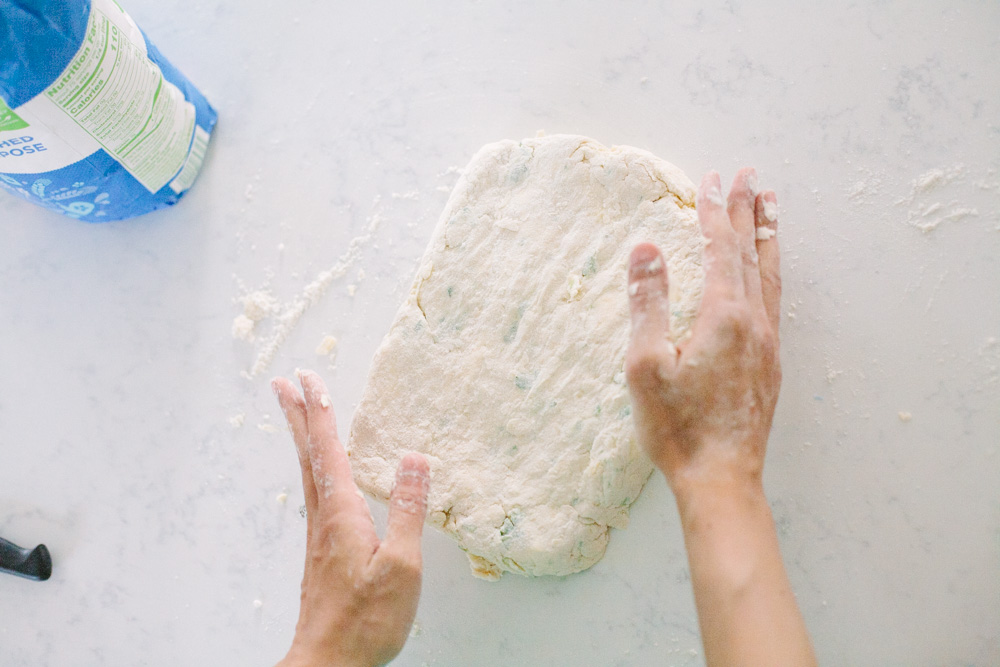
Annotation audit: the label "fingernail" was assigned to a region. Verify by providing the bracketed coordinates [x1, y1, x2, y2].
[631, 254, 663, 277]
[396, 466, 429, 485]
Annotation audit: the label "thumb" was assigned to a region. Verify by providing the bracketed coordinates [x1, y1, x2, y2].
[627, 243, 674, 352]
[383, 453, 430, 555]
[626, 243, 677, 392]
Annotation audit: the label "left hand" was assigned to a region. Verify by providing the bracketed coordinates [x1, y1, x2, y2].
[272, 370, 430, 667]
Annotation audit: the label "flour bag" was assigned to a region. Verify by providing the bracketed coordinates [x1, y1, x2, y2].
[0, 0, 217, 221]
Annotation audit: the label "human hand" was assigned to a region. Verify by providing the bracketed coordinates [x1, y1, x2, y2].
[272, 370, 430, 667]
[625, 168, 781, 497]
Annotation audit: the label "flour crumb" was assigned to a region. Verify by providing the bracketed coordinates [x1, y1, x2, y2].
[898, 411, 912, 422]
[436, 185, 452, 193]
[391, 190, 420, 201]
[756, 226, 776, 240]
[565, 274, 583, 300]
[231, 314, 256, 341]
[229, 413, 245, 428]
[242, 290, 278, 322]
[252, 599, 263, 609]
[258, 423, 280, 434]
[409, 620, 422, 638]
[276, 492, 288, 504]
[763, 200, 778, 222]
[315, 335, 339, 356]
[347, 284, 357, 296]
[320, 394, 331, 408]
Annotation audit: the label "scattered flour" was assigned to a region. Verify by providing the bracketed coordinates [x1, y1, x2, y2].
[896, 164, 981, 232]
[845, 167, 885, 203]
[228, 413, 245, 428]
[257, 423, 280, 434]
[248, 203, 383, 377]
[898, 411, 913, 422]
[909, 203, 978, 233]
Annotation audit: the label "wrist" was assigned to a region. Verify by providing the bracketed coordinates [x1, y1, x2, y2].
[669, 466, 768, 529]
[278, 642, 367, 667]
[653, 438, 766, 506]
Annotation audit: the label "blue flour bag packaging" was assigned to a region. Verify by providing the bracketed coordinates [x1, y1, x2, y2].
[0, 0, 217, 221]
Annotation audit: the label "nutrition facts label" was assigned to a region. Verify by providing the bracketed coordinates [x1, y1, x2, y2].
[42, 0, 196, 193]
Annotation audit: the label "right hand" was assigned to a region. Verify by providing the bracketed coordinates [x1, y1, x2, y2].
[625, 168, 781, 495]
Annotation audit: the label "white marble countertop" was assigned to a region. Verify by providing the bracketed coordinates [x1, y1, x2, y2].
[2, 1, 998, 665]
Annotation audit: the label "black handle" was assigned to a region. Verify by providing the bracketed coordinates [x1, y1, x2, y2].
[0, 537, 52, 581]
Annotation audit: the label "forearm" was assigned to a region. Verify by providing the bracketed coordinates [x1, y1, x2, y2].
[674, 474, 816, 667]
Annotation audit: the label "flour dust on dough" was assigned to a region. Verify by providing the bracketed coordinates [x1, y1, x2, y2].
[349, 134, 704, 579]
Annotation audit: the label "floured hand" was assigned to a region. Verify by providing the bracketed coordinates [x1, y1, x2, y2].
[273, 370, 430, 667]
[625, 168, 781, 495]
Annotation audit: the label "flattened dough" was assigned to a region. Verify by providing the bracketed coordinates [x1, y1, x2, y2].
[349, 135, 704, 579]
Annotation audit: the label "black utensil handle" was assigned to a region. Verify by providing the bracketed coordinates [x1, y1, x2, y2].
[0, 537, 52, 581]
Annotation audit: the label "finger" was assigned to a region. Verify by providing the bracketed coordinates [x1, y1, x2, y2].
[383, 453, 430, 559]
[272, 377, 317, 590]
[272, 377, 318, 520]
[297, 369, 356, 508]
[727, 168, 764, 310]
[754, 190, 782, 336]
[697, 171, 743, 305]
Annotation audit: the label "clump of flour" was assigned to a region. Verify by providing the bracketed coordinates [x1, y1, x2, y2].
[231, 290, 279, 342]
